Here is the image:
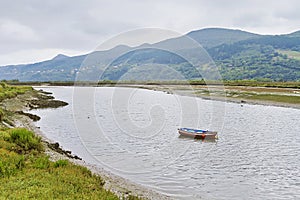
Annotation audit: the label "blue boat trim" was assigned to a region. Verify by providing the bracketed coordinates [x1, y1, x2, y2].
[179, 128, 208, 133]
[178, 127, 218, 139]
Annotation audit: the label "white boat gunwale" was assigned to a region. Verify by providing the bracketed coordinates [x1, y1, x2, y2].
[178, 128, 217, 139]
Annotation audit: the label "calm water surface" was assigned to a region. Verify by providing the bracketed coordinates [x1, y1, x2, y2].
[31, 86, 300, 200]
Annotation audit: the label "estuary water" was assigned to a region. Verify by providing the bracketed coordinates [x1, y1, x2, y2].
[31, 86, 300, 200]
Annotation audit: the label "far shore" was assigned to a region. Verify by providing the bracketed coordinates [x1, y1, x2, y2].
[113, 84, 300, 109]
[8, 79, 299, 102]
[34, 83, 300, 109]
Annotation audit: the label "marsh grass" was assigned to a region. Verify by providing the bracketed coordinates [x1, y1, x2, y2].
[0, 83, 32, 127]
[223, 91, 300, 104]
[34, 156, 51, 169]
[195, 88, 300, 104]
[0, 128, 119, 199]
[245, 94, 300, 104]
[0, 148, 25, 177]
[0, 82, 32, 102]
[54, 159, 68, 168]
[6, 128, 43, 154]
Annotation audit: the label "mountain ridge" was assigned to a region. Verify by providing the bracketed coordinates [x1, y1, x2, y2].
[52, 54, 70, 61]
[1, 27, 300, 82]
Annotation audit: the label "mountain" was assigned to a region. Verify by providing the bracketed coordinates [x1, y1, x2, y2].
[286, 30, 300, 38]
[52, 54, 70, 61]
[186, 28, 259, 48]
[1, 28, 300, 82]
[0, 55, 85, 81]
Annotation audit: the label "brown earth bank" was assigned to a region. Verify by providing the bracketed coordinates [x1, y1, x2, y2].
[0, 89, 173, 200]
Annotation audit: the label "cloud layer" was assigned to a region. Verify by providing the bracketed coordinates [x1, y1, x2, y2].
[1, 0, 300, 65]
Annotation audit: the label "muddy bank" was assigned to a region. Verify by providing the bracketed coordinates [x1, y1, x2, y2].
[0, 88, 173, 200]
[28, 89, 68, 109]
[29, 99, 68, 109]
[0, 89, 68, 112]
[47, 141, 82, 160]
[0, 89, 80, 160]
[119, 84, 300, 109]
[15, 111, 41, 121]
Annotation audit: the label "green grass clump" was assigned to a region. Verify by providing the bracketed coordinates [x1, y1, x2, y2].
[54, 159, 68, 168]
[34, 156, 51, 169]
[7, 128, 43, 153]
[0, 82, 32, 102]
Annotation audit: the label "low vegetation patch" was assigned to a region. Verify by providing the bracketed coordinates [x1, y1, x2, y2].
[0, 82, 32, 102]
[7, 128, 43, 153]
[245, 93, 300, 104]
[0, 128, 120, 199]
[194, 88, 300, 105]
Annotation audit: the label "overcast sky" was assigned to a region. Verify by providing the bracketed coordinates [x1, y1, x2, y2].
[1, 0, 300, 66]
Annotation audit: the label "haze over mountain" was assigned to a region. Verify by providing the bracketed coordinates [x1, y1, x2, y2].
[1, 28, 300, 82]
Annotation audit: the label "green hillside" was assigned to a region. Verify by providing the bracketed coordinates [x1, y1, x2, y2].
[186, 28, 259, 48]
[0, 28, 300, 82]
[208, 42, 300, 81]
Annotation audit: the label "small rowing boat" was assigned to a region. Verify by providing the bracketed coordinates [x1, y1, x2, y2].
[178, 128, 218, 139]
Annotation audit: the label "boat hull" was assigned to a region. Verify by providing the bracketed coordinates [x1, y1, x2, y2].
[178, 128, 217, 139]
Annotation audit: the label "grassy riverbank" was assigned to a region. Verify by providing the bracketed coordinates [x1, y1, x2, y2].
[0, 83, 32, 128]
[0, 83, 142, 200]
[0, 128, 120, 199]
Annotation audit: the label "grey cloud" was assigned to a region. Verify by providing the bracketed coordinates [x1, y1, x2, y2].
[0, 0, 299, 65]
